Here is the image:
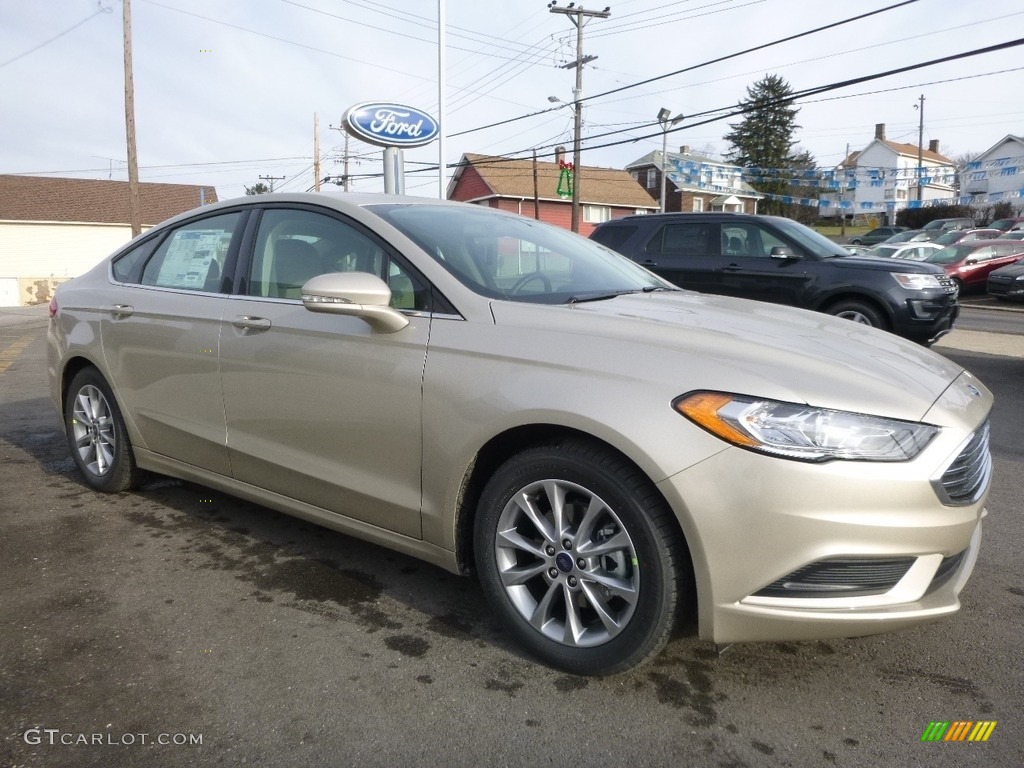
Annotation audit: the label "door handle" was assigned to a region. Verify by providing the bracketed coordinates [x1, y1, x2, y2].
[640, 260, 657, 266]
[231, 316, 272, 331]
[103, 304, 134, 318]
[721, 264, 743, 272]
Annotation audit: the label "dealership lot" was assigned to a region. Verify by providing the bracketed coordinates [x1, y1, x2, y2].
[2, 311, 1022, 767]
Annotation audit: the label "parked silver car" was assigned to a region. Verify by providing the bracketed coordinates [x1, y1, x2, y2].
[47, 193, 993, 675]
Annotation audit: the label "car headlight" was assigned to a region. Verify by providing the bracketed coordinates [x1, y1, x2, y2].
[674, 392, 939, 462]
[891, 273, 943, 290]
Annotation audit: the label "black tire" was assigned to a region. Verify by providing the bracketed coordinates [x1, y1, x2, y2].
[64, 367, 141, 493]
[474, 439, 689, 676]
[826, 299, 887, 329]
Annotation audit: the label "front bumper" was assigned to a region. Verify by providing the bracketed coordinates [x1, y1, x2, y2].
[656, 382, 990, 644]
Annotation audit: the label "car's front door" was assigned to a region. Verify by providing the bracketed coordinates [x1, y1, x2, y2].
[218, 206, 431, 537]
[710, 222, 814, 306]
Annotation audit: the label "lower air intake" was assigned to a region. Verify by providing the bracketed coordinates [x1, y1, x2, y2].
[754, 557, 916, 599]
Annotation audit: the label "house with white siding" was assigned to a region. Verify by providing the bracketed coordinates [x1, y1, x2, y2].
[819, 124, 956, 224]
[0, 175, 216, 306]
[959, 134, 1024, 207]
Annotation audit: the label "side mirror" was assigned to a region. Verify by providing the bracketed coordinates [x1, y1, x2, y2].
[301, 272, 409, 333]
[964, 258, 978, 265]
[769, 245, 798, 259]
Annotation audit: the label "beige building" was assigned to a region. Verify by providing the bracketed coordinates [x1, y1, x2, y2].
[0, 175, 217, 306]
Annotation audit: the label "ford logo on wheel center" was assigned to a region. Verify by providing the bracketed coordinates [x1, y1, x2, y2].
[343, 102, 439, 148]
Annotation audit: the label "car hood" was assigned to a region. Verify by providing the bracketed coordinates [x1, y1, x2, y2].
[490, 291, 964, 422]
[828, 255, 944, 274]
[990, 262, 1024, 278]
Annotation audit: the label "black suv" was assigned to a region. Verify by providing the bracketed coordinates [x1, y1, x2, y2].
[589, 213, 959, 344]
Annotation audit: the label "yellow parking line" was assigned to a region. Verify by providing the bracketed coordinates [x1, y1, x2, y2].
[0, 335, 35, 374]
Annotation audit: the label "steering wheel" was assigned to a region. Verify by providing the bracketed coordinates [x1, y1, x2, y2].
[509, 271, 553, 295]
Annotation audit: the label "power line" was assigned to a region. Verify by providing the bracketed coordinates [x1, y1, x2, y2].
[0, 3, 112, 69]
[449, 0, 920, 138]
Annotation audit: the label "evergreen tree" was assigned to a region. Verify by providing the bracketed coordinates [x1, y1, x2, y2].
[724, 75, 810, 216]
[244, 182, 270, 195]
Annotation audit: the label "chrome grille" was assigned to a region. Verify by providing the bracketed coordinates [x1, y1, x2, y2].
[932, 422, 991, 506]
[937, 275, 958, 296]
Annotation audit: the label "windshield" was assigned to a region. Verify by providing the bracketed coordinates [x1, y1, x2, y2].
[933, 231, 964, 245]
[925, 245, 973, 265]
[369, 204, 669, 303]
[769, 217, 849, 257]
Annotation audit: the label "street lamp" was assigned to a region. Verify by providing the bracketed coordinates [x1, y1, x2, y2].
[658, 107, 683, 213]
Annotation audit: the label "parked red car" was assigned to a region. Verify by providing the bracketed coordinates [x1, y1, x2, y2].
[922, 240, 1024, 292]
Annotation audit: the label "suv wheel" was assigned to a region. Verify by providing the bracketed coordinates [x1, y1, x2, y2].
[826, 299, 887, 329]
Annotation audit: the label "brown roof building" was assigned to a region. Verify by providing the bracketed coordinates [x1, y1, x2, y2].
[0, 175, 218, 306]
[0, 175, 216, 226]
[447, 151, 657, 236]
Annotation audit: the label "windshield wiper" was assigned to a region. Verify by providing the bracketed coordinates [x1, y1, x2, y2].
[565, 286, 675, 304]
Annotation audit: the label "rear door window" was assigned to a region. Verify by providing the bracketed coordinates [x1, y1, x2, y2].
[140, 212, 243, 292]
[645, 222, 719, 256]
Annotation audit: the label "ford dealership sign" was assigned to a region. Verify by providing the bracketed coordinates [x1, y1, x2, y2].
[343, 102, 439, 148]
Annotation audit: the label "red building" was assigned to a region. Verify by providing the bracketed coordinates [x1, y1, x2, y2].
[447, 151, 658, 236]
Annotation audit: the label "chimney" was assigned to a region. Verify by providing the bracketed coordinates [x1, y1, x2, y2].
[875, 123, 886, 141]
[928, 139, 939, 154]
[679, 145, 690, 155]
[555, 145, 566, 165]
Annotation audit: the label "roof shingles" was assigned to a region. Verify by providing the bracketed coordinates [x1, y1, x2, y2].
[455, 153, 657, 208]
[0, 175, 218, 226]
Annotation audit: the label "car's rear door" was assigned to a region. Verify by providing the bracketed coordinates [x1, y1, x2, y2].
[218, 205, 431, 537]
[633, 219, 721, 293]
[101, 210, 244, 475]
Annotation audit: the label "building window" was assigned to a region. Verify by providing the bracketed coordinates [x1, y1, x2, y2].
[583, 205, 612, 223]
[692, 198, 704, 212]
[645, 168, 657, 189]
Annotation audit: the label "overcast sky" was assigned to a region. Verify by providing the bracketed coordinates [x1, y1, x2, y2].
[2, 0, 1022, 201]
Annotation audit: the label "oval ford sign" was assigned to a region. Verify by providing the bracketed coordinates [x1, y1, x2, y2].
[343, 102, 439, 148]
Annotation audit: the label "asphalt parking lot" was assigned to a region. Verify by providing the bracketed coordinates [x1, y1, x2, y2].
[1, 305, 1022, 767]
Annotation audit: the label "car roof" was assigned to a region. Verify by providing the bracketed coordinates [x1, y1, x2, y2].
[144, 191, 486, 233]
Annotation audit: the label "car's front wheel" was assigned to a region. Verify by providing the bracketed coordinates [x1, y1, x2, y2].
[827, 299, 887, 329]
[474, 439, 688, 676]
[64, 367, 141, 493]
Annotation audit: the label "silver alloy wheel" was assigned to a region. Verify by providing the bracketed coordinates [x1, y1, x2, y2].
[835, 309, 873, 324]
[494, 478, 639, 647]
[71, 384, 116, 477]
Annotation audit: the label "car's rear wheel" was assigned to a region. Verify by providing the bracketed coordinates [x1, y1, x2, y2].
[827, 299, 887, 329]
[64, 367, 141, 492]
[474, 439, 688, 676]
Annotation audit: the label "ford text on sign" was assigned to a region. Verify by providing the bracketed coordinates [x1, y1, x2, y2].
[343, 103, 439, 148]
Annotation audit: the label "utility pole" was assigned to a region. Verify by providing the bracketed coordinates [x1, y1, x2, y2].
[259, 175, 285, 192]
[344, 132, 350, 191]
[313, 113, 321, 192]
[328, 123, 353, 191]
[122, 0, 141, 237]
[549, 2, 610, 233]
[914, 94, 925, 202]
[840, 142, 849, 238]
